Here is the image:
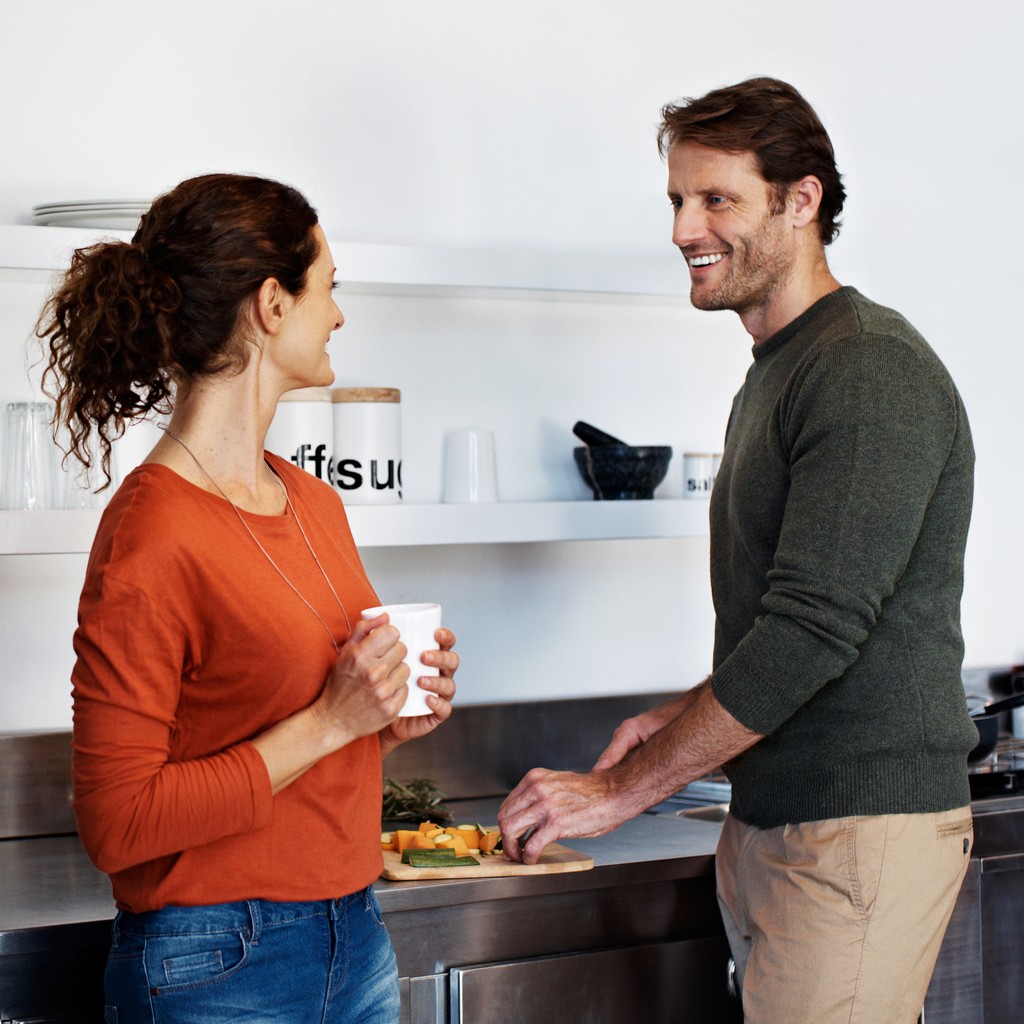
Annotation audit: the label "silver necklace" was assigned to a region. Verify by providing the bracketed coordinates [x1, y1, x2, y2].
[161, 425, 351, 653]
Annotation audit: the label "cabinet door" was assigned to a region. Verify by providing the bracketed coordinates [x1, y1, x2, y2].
[921, 858, 983, 1024]
[450, 936, 741, 1024]
[401, 974, 446, 1024]
[979, 856, 1024, 1024]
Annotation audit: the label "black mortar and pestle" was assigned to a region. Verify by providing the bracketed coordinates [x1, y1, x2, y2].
[572, 420, 672, 501]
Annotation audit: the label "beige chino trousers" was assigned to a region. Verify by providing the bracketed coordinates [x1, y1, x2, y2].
[716, 806, 972, 1024]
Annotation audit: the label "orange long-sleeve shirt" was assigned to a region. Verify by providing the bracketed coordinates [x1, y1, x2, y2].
[71, 453, 383, 913]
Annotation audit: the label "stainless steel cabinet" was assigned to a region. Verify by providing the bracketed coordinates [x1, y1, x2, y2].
[449, 937, 741, 1024]
[388, 864, 742, 1024]
[0, 927, 107, 1024]
[923, 801, 1024, 1024]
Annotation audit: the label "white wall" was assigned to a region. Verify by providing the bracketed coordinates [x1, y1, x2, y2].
[1, 0, 1022, 730]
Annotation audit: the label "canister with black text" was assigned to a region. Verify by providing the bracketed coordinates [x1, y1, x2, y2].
[265, 387, 334, 482]
[332, 387, 402, 504]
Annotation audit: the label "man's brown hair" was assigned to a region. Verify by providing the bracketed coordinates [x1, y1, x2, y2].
[658, 77, 846, 245]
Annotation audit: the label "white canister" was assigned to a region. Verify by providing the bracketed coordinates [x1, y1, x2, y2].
[265, 387, 333, 482]
[683, 452, 714, 499]
[332, 387, 402, 504]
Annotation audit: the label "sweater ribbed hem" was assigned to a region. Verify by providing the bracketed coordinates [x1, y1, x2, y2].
[727, 753, 971, 828]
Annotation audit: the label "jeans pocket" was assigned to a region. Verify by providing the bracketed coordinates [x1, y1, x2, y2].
[146, 928, 250, 992]
[163, 947, 227, 984]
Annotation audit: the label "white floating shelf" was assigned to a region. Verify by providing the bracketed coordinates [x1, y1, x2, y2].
[0, 500, 709, 555]
[0, 225, 689, 301]
[0, 509, 102, 555]
[346, 500, 709, 547]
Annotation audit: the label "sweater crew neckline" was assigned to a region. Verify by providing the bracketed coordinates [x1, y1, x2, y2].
[753, 286, 859, 360]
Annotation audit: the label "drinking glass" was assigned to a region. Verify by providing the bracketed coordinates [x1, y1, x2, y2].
[1, 401, 61, 510]
[443, 428, 499, 503]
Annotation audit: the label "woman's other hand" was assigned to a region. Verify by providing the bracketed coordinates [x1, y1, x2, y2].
[251, 620, 455, 793]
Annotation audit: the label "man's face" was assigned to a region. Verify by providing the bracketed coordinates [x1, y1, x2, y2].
[667, 142, 795, 316]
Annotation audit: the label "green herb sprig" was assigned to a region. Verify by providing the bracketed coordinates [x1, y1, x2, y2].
[382, 777, 452, 824]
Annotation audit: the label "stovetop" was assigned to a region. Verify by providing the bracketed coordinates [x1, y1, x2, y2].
[968, 735, 1024, 799]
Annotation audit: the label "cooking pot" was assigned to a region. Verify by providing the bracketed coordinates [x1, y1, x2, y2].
[968, 691, 1024, 762]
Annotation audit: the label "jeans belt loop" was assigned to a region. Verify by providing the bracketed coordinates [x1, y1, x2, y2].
[247, 899, 263, 945]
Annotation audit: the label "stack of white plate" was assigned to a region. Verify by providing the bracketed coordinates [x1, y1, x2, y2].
[31, 199, 151, 230]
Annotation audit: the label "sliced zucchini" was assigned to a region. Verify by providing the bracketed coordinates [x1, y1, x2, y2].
[400, 848, 458, 865]
[407, 852, 479, 868]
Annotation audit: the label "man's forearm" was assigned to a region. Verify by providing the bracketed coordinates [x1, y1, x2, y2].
[609, 682, 762, 814]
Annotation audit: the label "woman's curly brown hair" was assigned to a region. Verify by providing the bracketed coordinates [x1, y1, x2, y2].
[37, 173, 319, 487]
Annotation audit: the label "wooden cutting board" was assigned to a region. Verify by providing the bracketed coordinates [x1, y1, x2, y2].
[380, 842, 594, 881]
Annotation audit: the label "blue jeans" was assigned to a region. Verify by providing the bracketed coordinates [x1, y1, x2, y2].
[103, 888, 399, 1024]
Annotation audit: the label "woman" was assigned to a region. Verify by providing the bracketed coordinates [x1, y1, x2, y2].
[37, 173, 457, 1023]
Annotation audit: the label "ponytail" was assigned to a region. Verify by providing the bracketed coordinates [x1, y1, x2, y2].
[37, 241, 180, 488]
[36, 173, 320, 489]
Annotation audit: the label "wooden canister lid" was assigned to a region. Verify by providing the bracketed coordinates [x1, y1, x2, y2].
[331, 387, 401, 404]
[277, 386, 332, 402]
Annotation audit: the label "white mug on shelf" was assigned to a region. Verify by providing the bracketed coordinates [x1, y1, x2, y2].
[443, 428, 499, 503]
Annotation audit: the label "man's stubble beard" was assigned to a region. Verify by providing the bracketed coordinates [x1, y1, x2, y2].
[689, 210, 794, 316]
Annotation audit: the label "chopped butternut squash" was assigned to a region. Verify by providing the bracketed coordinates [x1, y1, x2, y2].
[478, 830, 502, 854]
[448, 826, 482, 850]
[445, 832, 471, 857]
[394, 829, 421, 853]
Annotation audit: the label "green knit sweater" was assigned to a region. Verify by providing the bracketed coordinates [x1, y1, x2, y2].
[709, 287, 976, 827]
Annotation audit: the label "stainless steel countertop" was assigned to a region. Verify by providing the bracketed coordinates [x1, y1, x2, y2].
[7, 793, 1024, 958]
[0, 804, 723, 956]
[0, 833, 115, 955]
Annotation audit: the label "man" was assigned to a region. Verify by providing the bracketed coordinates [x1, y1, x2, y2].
[498, 77, 977, 1024]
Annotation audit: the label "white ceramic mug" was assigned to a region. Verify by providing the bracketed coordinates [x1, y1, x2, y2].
[361, 602, 442, 717]
[443, 428, 498, 503]
[683, 452, 714, 500]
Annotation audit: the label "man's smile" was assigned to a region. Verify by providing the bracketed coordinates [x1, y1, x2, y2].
[686, 252, 727, 268]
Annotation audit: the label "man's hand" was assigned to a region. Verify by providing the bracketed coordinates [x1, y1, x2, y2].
[497, 767, 644, 864]
[497, 684, 761, 864]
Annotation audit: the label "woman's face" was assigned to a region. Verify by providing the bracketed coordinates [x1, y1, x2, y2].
[274, 225, 344, 389]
